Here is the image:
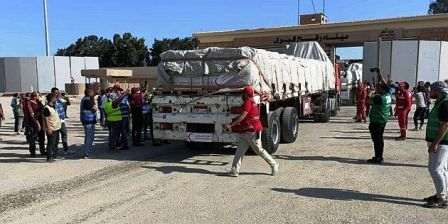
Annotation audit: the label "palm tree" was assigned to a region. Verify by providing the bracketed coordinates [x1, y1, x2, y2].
[428, 0, 448, 14]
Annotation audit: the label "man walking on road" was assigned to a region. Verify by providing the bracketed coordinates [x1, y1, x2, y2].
[367, 70, 392, 164]
[226, 86, 279, 177]
[423, 81, 448, 208]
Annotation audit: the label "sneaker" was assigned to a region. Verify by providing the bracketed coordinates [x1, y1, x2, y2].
[271, 163, 279, 176]
[83, 155, 89, 159]
[228, 168, 239, 177]
[367, 157, 384, 164]
[423, 197, 448, 209]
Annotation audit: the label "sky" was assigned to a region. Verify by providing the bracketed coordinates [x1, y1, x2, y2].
[0, 0, 432, 59]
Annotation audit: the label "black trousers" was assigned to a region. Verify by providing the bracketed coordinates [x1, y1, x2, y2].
[46, 130, 59, 160]
[413, 107, 426, 128]
[108, 121, 122, 150]
[131, 109, 143, 144]
[57, 122, 69, 151]
[369, 123, 386, 159]
[26, 121, 46, 155]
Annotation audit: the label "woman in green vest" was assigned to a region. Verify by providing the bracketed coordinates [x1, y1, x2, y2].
[367, 71, 392, 164]
[423, 81, 448, 208]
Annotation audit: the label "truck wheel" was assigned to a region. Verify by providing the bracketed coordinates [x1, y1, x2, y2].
[261, 111, 281, 154]
[281, 107, 299, 143]
[330, 97, 338, 116]
[314, 98, 331, 123]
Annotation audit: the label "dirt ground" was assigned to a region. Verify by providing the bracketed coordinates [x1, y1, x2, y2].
[0, 96, 447, 224]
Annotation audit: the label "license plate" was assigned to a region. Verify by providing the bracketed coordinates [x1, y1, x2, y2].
[186, 133, 213, 142]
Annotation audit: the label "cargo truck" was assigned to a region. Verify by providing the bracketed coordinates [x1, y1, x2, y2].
[151, 42, 338, 154]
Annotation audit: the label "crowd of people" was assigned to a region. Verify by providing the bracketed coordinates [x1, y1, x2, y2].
[355, 71, 448, 208]
[5, 85, 156, 162]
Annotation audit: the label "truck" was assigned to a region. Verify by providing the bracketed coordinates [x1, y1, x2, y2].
[151, 42, 338, 154]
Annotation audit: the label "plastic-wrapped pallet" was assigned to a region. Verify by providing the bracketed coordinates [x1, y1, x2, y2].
[157, 42, 335, 99]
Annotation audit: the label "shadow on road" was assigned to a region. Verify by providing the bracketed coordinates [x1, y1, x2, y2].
[275, 155, 426, 168]
[272, 187, 422, 206]
[320, 136, 424, 141]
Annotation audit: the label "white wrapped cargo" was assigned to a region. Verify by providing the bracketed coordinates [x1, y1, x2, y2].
[158, 44, 335, 100]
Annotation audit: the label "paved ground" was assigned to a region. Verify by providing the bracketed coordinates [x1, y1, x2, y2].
[0, 96, 447, 224]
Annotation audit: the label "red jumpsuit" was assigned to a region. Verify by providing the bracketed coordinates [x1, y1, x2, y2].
[395, 89, 413, 138]
[356, 85, 367, 122]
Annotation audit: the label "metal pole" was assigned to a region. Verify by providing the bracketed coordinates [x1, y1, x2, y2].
[297, 0, 300, 24]
[43, 0, 50, 56]
[323, 0, 326, 15]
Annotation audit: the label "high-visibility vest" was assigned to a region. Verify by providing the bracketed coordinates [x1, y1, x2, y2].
[104, 100, 122, 122]
[426, 96, 448, 144]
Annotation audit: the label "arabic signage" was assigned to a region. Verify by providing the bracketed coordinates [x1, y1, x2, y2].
[273, 34, 350, 44]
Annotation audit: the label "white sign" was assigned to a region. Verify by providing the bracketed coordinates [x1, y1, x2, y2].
[186, 133, 213, 142]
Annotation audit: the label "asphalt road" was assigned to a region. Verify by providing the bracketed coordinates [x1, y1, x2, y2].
[0, 96, 447, 224]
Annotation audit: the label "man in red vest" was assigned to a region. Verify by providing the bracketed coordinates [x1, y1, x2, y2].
[395, 81, 413, 140]
[226, 86, 279, 177]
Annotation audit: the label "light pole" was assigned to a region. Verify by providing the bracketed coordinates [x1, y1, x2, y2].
[43, 0, 50, 56]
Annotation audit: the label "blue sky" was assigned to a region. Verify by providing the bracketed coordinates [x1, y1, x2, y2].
[0, 0, 431, 59]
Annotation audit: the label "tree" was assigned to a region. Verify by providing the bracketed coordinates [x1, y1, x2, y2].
[56, 33, 148, 67]
[56, 35, 114, 67]
[428, 0, 448, 14]
[149, 37, 198, 66]
[111, 33, 148, 67]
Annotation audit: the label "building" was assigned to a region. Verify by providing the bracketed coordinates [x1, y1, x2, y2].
[0, 56, 98, 93]
[193, 13, 448, 60]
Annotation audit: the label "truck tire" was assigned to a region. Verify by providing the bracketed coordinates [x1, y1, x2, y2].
[330, 97, 338, 116]
[281, 107, 299, 143]
[261, 111, 281, 154]
[314, 97, 331, 123]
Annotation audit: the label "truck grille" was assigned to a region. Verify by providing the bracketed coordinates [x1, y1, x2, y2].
[186, 123, 215, 133]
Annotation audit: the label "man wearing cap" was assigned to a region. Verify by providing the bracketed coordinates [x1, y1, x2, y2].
[423, 81, 448, 208]
[395, 82, 413, 140]
[226, 86, 279, 177]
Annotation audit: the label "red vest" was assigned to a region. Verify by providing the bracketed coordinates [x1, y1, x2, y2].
[232, 98, 263, 133]
[396, 90, 412, 111]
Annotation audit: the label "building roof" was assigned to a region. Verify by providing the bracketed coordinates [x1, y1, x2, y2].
[194, 13, 448, 37]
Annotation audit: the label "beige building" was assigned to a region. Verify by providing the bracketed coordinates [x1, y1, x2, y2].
[193, 13, 448, 59]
